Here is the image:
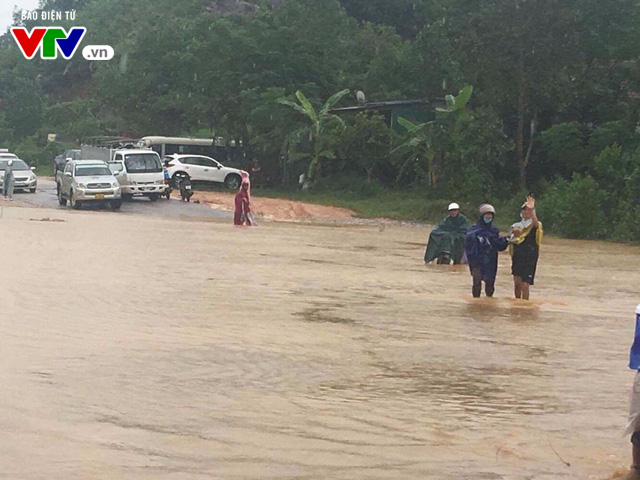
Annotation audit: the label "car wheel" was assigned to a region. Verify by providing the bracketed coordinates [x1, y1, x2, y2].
[110, 200, 122, 210]
[149, 194, 159, 202]
[29, 187, 36, 193]
[70, 192, 81, 210]
[57, 185, 67, 206]
[225, 174, 241, 190]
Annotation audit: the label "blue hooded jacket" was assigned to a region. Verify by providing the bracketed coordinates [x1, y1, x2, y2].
[464, 218, 509, 282]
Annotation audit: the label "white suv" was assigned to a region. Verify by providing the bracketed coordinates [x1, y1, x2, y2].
[164, 154, 243, 190]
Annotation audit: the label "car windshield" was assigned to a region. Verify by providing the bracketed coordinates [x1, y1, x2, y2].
[0, 159, 30, 171]
[124, 154, 162, 173]
[109, 162, 124, 174]
[75, 165, 112, 176]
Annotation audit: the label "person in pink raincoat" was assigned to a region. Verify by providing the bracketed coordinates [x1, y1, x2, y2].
[234, 171, 255, 226]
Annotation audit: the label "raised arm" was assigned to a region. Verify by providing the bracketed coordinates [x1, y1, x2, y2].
[526, 196, 539, 228]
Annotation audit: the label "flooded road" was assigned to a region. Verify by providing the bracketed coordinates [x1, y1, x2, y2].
[0, 204, 637, 479]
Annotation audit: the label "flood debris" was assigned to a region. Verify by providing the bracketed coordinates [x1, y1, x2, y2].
[30, 217, 66, 222]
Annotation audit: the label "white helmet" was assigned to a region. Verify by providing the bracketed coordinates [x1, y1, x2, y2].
[479, 203, 496, 215]
[7, 160, 13, 166]
[448, 202, 460, 211]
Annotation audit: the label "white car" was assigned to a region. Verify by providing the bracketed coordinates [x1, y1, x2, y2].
[164, 154, 243, 190]
[57, 160, 121, 210]
[0, 158, 37, 193]
[0, 148, 17, 160]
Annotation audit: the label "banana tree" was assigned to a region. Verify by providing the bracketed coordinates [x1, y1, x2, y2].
[395, 86, 473, 187]
[279, 89, 349, 183]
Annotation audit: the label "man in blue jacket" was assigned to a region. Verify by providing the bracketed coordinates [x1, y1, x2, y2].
[626, 304, 640, 478]
[464, 204, 510, 298]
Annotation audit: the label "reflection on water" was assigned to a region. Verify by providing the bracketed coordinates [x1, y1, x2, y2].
[294, 307, 356, 325]
[0, 214, 638, 478]
[465, 297, 541, 323]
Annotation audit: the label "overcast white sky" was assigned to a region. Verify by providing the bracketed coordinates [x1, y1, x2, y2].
[0, 0, 40, 32]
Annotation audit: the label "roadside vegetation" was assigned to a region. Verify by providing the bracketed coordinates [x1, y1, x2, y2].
[0, 0, 639, 241]
[255, 176, 524, 232]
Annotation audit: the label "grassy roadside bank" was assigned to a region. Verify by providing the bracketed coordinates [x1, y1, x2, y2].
[253, 186, 523, 231]
[34, 164, 54, 177]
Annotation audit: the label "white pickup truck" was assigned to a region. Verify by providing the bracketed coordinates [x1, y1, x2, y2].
[81, 146, 168, 201]
[57, 160, 122, 210]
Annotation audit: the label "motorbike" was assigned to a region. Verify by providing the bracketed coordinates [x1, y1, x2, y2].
[177, 176, 194, 202]
[436, 251, 451, 265]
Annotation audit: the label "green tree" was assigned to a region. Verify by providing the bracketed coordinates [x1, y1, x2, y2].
[338, 112, 394, 182]
[422, 0, 582, 188]
[279, 89, 350, 183]
[538, 122, 587, 176]
[395, 86, 473, 187]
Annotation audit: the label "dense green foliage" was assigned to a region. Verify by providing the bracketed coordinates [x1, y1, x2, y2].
[0, 0, 639, 240]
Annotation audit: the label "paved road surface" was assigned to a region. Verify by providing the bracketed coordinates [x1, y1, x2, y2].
[19, 178, 232, 219]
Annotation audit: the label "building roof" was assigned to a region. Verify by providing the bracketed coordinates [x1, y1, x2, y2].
[329, 99, 438, 114]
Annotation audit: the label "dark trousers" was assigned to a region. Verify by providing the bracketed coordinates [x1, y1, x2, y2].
[471, 267, 495, 298]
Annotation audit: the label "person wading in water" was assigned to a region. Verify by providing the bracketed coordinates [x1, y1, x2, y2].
[626, 303, 640, 479]
[509, 196, 543, 300]
[464, 204, 509, 298]
[424, 202, 469, 265]
[234, 172, 256, 226]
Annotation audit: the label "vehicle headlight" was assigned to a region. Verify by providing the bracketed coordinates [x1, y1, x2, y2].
[28, 174, 36, 181]
[77, 183, 87, 189]
[111, 182, 119, 188]
[156, 179, 164, 185]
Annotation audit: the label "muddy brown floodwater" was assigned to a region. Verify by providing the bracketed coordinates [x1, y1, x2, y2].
[0, 204, 638, 479]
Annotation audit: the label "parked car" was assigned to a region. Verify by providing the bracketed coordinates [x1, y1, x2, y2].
[54, 149, 81, 176]
[0, 151, 18, 160]
[81, 146, 167, 201]
[57, 160, 121, 210]
[0, 158, 37, 193]
[163, 154, 243, 190]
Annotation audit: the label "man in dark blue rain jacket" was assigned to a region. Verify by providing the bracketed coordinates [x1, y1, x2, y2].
[464, 204, 510, 298]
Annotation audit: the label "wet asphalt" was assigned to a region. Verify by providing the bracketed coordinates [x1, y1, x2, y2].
[18, 178, 233, 220]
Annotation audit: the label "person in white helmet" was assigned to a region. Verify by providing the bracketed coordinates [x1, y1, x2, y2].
[424, 202, 469, 264]
[3, 159, 15, 201]
[464, 203, 510, 297]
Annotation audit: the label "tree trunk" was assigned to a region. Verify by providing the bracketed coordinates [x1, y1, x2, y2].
[281, 144, 288, 186]
[366, 166, 374, 182]
[523, 112, 538, 185]
[431, 153, 443, 187]
[516, 54, 527, 189]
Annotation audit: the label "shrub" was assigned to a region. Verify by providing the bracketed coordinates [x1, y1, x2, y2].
[539, 121, 587, 174]
[538, 174, 607, 239]
[612, 202, 640, 242]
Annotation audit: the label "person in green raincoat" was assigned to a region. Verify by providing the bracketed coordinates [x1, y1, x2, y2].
[424, 203, 469, 264]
